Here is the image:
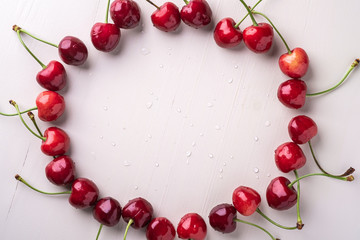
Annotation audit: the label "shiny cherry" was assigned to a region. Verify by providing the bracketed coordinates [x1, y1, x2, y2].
[122, 197, 153, 228]
[36, 61, 67, 91]
[41, 127, 70, 156]
[232, 186, 261, 216]
[69, 178, 99, 209]
[58, 36, 88, 66]
[243, 23, 274, 53]
[213, 18, 242, 48]
[275, 142, 306, 173]
[277, 79, 307, 109]
[147, 1, 181, 32]
[45, 155, 75, 185]
[279, 48, 309, 78]
[180, 0, 212, 29]
[266, 176, 297, 210]
[36, 91, 65, 122]
[146, 217, 176, 240]
[177, 213, 207, 240]
[288, 115, 318, 144]
[208, 203, 237, 233]
[110, 0, 141, 29]
[93, 197, 122, 226]
[91, 23, 121, 52]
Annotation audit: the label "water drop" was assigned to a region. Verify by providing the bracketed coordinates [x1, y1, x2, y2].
[150, 91, 154, 95]
[186, 151, 192, 157]
[267, 173, 271, 177]
[146, 102, 153, 109]
[145, 139, 148, 142]
[159, 64, 164, 68]
[230, 155, 234, 159]
[103, 106, 108, 111]
[207, 102, 214, 108]
[186, 159, 190, 165]
[228, 78, 233, 84]
[234, 65, 238, 69]
[200, 133, 204, 137]
[223, 162, 227, 166]
[155, 162, 159, 167]
[254, 167, 259, 173]
[134, 185, 138, 190]
[219, 175, 223, 179]
[123, 160, 131, 166]
[219, 168, 223, 173]
[99, 136, 103, 139]
[254, 136, 259, 142]
[168, 47, 172, 51]
[141, 47, 150, 55]
[191, 141, 196, 147]
[265, 121, 271, 127]
[112, 142, 116, 147]
[209, 153, 214, 158]
[148, 134, 152, 139]
[189, 123, 194, 127]
[177, 108, 181, 113]
[215, 125, 221, 130]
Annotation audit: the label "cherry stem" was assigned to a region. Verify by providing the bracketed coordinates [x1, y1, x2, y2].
[15, 174, 71, 195]
[256, 208, 297, 230]
[235, 0, 262, 28]
[234, 218, 279, 240]
[288, 173, 354, 188]
[294, 170, 304, 230]
[10, 100, 46, 141]
[27, 112, 43, 137]
[145, 0, 160, 9]
[105, 0, 111, 23]
[238, 0, 258, 26]
[96, 224, 103, 240]
[183, 0, 189, 4]
[123, 218, 134, 240]
[13, 25, 59, 48]
[252, 11, 291, 54]
[308, 140, 355, 177]
[0, 107, 38, 116]
[306, 59, 359, 96]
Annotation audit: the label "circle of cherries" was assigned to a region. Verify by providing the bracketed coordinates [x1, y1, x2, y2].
[2, 0, 357, 239]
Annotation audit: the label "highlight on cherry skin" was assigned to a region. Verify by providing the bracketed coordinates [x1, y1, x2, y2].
[177, 212, 207, 240]
[146, 217, 176, 240]
[180, 0, 212, 29]
[110, 0, 141, 29]
[146, 0, 181, 32]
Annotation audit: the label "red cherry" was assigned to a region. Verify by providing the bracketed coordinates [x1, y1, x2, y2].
[36, 61, 67, 91]
[45, 155, 76, 185]
[122, 197, 154, 228]
[149, 2, 181, 32]
[279, 48, 309, 78]
[266, 176, 297, 210]
[277, 79, 307, 109]
[58, 36, 88, 66]
[213, 18, 242, 48]
[177, 213, 207, 240]
[243, 23, 274, 53]
[208, 203, 237, 233]
[275, 142, 306, 173]
[232, 186, 261, 216]
[146, 217, 176, 240]
[91, 23, 121, 52]
[69, 178, 99, 209]
[93, 197, 122, 226]
[110, 0, 141, 29]
[36, 91, 65, 122]
[41, 127, 70, 156]
[180, 0, 212, 29]
[288, 115, 318, 144]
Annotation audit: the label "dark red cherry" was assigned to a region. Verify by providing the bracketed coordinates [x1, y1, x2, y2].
[277, 79, 307, 109]
[150, 2, 181, 32]
[279, 48, 309, 78]
[45, 155, 75, 185]
[36, 61, 67, 91]
[266, 176, 297, 210]
[146, 217, 176, 240]
[180, 0, 212, 29]
[288, 115, 318, 144]
[110, 0, 141, 29]
[93, 197, 122, 226]
[58, 36, 88, 66]
[122, 197, 153, 229]
[243, 23, 273, 53]
[232, 186, 261, 216]
[36, 91, 65, 122]
[41, 127, 70, 156]
[213, 18, 242, 48]
[69, 178, 99, 209]
[91, 23, 121, 52]
[177, 213, 207, 240]
[208, 203, 237, 233]
[275, 142, 306, 173]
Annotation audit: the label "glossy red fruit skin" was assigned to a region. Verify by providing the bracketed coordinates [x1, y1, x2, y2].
[213, 18, 242, 48]
[36, 61, 67, 91]
[45, 155, 75, 185]
[232, 186, 261, 216]
[41, 127, 70, 156]
[36, 91, 65, 122]
[243, 23, 273, 53]
[266, 176, 297, 210]
[110, 0, 141, 29]
[146, 217, 176, 240]
[288, 115, 318, 144]
[151, 2, 181, 32]
[69, 178, 99, 209]
[93, 197, 122, 227]
[91, 23, 121, 52]
[279, 48, 309, 78]
[177, 213, 207, 240]
[58, 36, 88, 66]
[275, 142, 306, 173]
[277, 79, 307, 109]
[122, 197, 153, 228]
[180, 0, 212, 28]
[208, 203, 237, 233]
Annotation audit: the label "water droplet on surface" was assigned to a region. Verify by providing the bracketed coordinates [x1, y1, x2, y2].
[177, 108, 181, 113]
[186, 151, 192, 157]
[200, 133, 204, 137]
[228, 78, 233, 84]
[230, 155, 234, 159]
[146, 102, 153, 109]
[254, 136, 259, 142]
[191, 141, 196, 147]
[207, 102, 214, 108]
[112, 142, 116, 147]
[186, 159, 190, 165]
[254, 167, 259, 173]
[159, 64, 163, 68]
[267, 173, 271, 177]
[123, 160, 131, 166]
[148, 134, 152, 139]
[209, 153, 214, 158]
[189, 123, 194, 127]
[150, 91, 154, 95]
[219, 175, 223, 179]
[103, 106, 108, 111]
[99, 136, 103, 139]
[265, 121, 271, 127]
[219, 168, 223, 173]
[155, 162, 159, 167]
[141, 48, 150, 55]
[223, 162, 227, 166]
[145, 139, 148, 142]
[234, 65, 238, 69]
[134, 186, 138, 190]
[215, 125, 221, 130]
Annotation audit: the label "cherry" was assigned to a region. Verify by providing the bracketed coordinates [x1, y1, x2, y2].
[266, 176, 297, 210]
[213, 18, 242, 48]
[69, 178, 99, 209]
[180, 0, 212, 29]
[58, 36, 88, 66]
[232, 186, 261, 216]
[91, 23, 121, 52]
[279, 48, 309, 78]
[208, 203, 237, 233]
[146, 217, 176, 240]
[93, 197, 122, 226]
[277, 79, 307, 109]
[45, 155, 76, 185]
[36, 61, 67, 91]
[110, 0, 141, 29]
[275, 142, 306, 173]
[41, 127, 70, 156]
[146, 1, 181, 32]
[288, 115, 318, 144]
[177, 213, 207, 240]
[243, 23, 273, 53]
[36, 91, 65, 122]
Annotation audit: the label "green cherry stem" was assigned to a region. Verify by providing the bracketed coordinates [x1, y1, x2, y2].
[294, 170, 304, 230]
[96, 224, 103, 240]
[238, 0, 258, 26]
[234, 219, 279, 240]
[13, 25, 58, 48]
[145, 0, 160, 9]
[15, 174, 71, 195]
[27, 112, 43, 137]
[105, 0, 111, 23]
[306, 59, 359, 96]
[0, 106, 38, 117]
[123, 218, 134, 240]
[234, 0, 262, 28]
[256, 208, 297, 230]
[183, 0, 189, 4]
[288, 173, 354, 189]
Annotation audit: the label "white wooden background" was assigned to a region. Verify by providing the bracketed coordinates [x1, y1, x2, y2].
[1, 0, 359, 239]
